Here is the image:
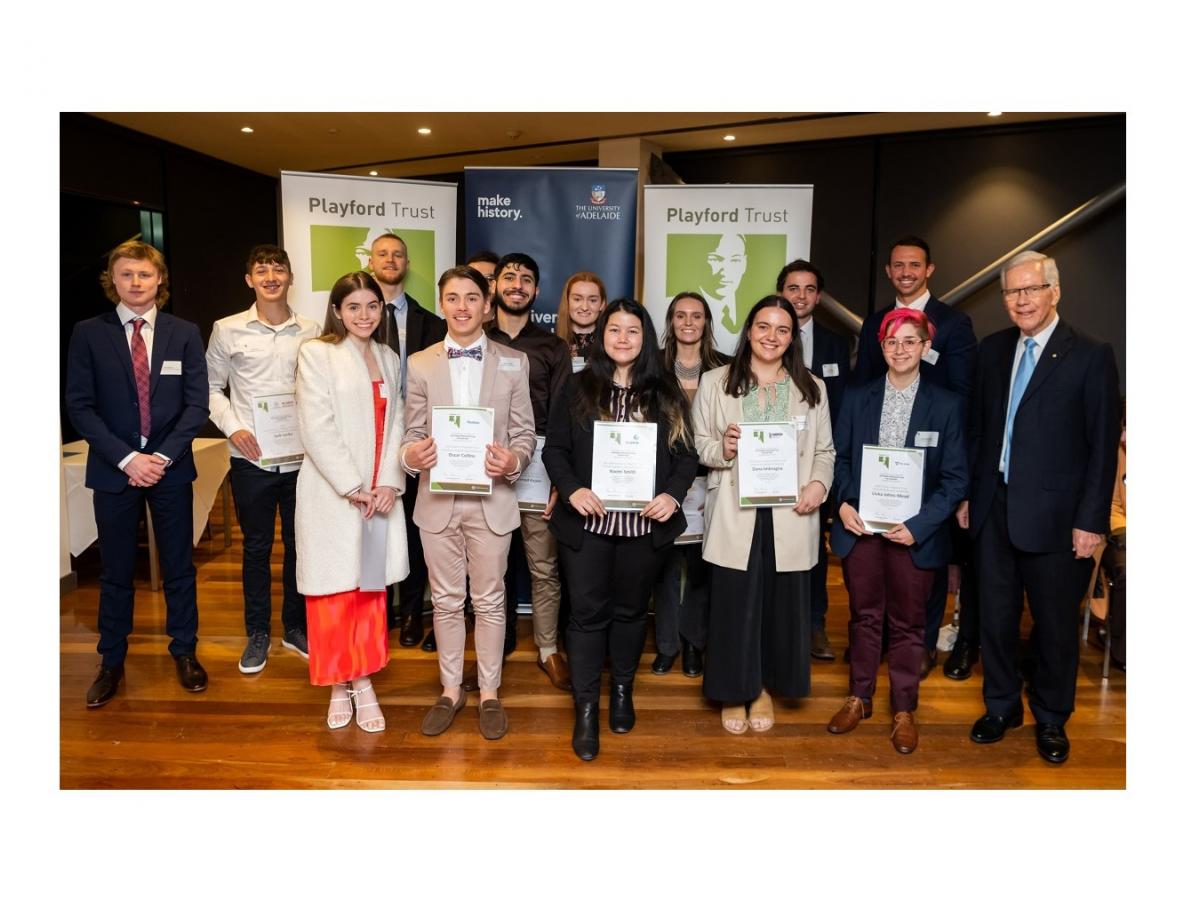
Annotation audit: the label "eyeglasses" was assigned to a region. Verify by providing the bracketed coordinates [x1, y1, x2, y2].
[881, 337, 926, 351]
[1000, 284, 1051, 300]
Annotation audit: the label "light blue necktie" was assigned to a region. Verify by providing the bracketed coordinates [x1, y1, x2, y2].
[1001, 337, 1037, 483]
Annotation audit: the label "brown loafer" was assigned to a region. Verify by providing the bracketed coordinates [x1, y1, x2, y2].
[478, 698, 509, 740]
[827, 695, 872, 734]
[891, 711, 918, 754]
[421, 691, 467, 736]
[537, 652, 572, 692]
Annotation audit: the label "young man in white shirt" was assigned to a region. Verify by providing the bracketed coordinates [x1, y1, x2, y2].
[206, 245, 321, 673]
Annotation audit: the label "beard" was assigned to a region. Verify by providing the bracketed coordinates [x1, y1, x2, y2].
[372, 264, 406, 286]
[495, 290, 533, 315]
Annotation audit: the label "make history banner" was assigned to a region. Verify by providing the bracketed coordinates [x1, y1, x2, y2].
[643, 184, 814, 355]
[280, 171, 458, 325]
[464, 167, 638, 326]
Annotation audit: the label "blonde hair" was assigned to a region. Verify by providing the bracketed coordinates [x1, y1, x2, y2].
[100, 240, 169, 307]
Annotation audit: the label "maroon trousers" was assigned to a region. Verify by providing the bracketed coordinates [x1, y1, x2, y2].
[843, 535, 934, 712]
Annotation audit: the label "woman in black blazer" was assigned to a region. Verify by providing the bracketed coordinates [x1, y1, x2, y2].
[826, 308, 968, 754]
[543, 299, 699, 761]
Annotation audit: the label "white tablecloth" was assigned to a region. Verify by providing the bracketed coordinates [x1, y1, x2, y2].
[61, 438, 231, 557]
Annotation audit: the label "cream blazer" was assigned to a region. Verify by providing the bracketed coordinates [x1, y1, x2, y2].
[294, 338, 410, 596]
[691, 365, 835, 572]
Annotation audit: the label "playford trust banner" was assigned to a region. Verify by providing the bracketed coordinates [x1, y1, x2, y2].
[280, 171, 458, 324]
[643, 185, 814, 355]
[465, 167, 638, 326]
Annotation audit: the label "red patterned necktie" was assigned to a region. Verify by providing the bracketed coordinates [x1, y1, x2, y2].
[131, 318, 151, 439]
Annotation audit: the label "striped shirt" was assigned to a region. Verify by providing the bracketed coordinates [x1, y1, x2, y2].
[585, 383, 652, 538]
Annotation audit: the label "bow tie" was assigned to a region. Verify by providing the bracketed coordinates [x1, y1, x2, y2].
[447, 346, 483, 361]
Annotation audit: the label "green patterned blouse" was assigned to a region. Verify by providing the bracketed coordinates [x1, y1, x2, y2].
[741, 379, 792, 422]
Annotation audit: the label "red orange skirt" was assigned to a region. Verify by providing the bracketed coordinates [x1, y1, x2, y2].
[305, 589, 389, 685]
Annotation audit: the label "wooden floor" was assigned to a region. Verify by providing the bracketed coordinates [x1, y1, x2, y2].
[60, 509, 1125, 789]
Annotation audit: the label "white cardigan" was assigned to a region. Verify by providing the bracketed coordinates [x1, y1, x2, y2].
[294, 338, 410, 596]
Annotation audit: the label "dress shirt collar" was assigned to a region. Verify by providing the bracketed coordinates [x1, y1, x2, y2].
[895, 290, 931, 312]
[388, 293, 409, 315]
[1022, 314, 1060, 351]
[245, 302, 304, 332]
[117, 302, 158, 329]
[884, 372, 921, 399]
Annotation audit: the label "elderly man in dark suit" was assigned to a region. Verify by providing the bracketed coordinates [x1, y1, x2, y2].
[959, 250, 1120, 764]
[65, 240, 210, 707]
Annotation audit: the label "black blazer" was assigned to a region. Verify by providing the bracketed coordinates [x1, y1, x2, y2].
[543, 374, 699, 550]
[65, 309, 209, 494]
[404, 294, 448, 355]
[830, 377, 968, 570]
[810, 322, 852, 426]
[853, 296, 978, 404]
[967, 318, 1120, 553]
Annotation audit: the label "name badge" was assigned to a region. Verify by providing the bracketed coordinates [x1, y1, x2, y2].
[923, 347, 940, 365]
[161, 360, 182, 375]
[915, 431, 939, 448]
[377, 383, 389, 399]
[498, 357, 521, 372]
[792, 415, 808, 432]
[822, 363, 840, 378]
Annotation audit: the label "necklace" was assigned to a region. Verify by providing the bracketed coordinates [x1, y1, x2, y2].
[674, 358, 702, 381]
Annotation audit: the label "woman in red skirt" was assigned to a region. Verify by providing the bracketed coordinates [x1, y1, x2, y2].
[295, 271, 409, 732]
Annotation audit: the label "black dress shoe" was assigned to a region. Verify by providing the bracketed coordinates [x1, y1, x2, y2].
[681, 641, 703, 677]
[399, 614, 425, 648]
[1035, 723, 1070, 764]
[174, 654, 208, 692]
[918, 648, 938, 680]
[970, 709, 1024, 743]
[651, 652, 677, 675]
[420, 630, 438, 653]
[86, 663, 124, 708]
[572, 701, 600, 761]
[942, 639, 979, 680]
[810, 626, 836, 661]
[609, 682, 635, 733]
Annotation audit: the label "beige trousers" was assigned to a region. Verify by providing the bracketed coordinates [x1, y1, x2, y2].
[520, 512, 562, 651]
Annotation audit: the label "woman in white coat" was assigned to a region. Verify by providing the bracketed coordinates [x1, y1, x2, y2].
[296, 271, 409, 732]
[691, 296, 834, 735]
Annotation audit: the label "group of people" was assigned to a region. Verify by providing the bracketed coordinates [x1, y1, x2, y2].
[65, 230, 1121, 767]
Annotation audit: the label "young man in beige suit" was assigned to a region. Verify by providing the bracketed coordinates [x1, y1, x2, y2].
[402, 265, 536, 740]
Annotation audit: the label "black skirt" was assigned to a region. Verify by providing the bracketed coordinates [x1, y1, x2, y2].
[703, 508, 811, 704]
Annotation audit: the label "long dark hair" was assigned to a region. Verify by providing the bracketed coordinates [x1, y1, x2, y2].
[571, 298, 692, 448]
[723, 295, 820, 407]
[321, 271, 387, 344]
[661, 291, 726, 375]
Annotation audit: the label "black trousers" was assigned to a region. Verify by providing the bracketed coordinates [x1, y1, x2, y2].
[652, 543, 710, 655]
[392, 472, 429, 623]
[976, 480, 1093, 726]
[810, 501, 832, 629]
[229, 458, 303, 636]
[559, 531, 665, 705]
[93, 482, 198, 666]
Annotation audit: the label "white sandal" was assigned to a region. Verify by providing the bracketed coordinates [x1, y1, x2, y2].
[327, 683, 352, 730]
[347, 682, 386, 733]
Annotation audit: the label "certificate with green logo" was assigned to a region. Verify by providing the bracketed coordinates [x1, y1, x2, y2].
[252, 392, 304, 468]
[591, 421, 657, 511]
[737, 421, 797, 507]
[430, 406, 494, 495]
[859, 444, 924, 532]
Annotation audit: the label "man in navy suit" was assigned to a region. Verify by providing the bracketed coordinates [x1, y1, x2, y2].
[65, 240, 211, 707]
[854, 236, 978, 676]
[960, 250, 1120, 764]
[777, 259, 851, 660]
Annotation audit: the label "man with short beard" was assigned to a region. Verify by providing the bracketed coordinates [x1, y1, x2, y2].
[485, 253, 573, 690]
[368, 232, 447, 649]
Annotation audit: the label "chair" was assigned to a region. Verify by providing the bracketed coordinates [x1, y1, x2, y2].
[1080, 552, 1113, 680]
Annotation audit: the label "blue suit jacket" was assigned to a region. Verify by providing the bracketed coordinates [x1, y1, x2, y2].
[65, 309, 209, 494]
[830, 376, 968, 570]
[811, 321, 852, 427]
[853, 296, 978, 405]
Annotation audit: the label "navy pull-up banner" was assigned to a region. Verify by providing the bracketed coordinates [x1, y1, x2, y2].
[464, 167, 639, 328]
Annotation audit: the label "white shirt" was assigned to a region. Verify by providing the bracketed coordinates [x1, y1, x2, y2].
[999, 315, 1060, 474]
[799, 318, 814, 369]
[115, 303, 161, 469]
[895, 290, 931, 312]
[445, 334, 486, 407]
[206, 303, 321, 470]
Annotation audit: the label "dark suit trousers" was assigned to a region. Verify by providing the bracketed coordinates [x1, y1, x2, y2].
[93, 482, 199, 666]
[810, 501, 832, 629]
[976, 480, 1093, 726]
[652, 543, 710, 655]
[393, 472, 429, 623]
[843, 534, 932, 712]
[229, 458, 303, 636]
[559, 531, 665, 704]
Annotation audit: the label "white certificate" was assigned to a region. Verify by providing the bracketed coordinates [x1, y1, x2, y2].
[858, 444, 925, 532]
[591, 421, 657, 511]
[675, 476, 707, 545]
[251, 392, 304, 468]
[430, 406, 494, 495]
[515, 435, 551, 512]
[359, 514, 388, 591]
[737, 421, 798, 507]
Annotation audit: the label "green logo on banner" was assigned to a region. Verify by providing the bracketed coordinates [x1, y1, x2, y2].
[309, 225, 437, 312]
[665, 232, 788, 340]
